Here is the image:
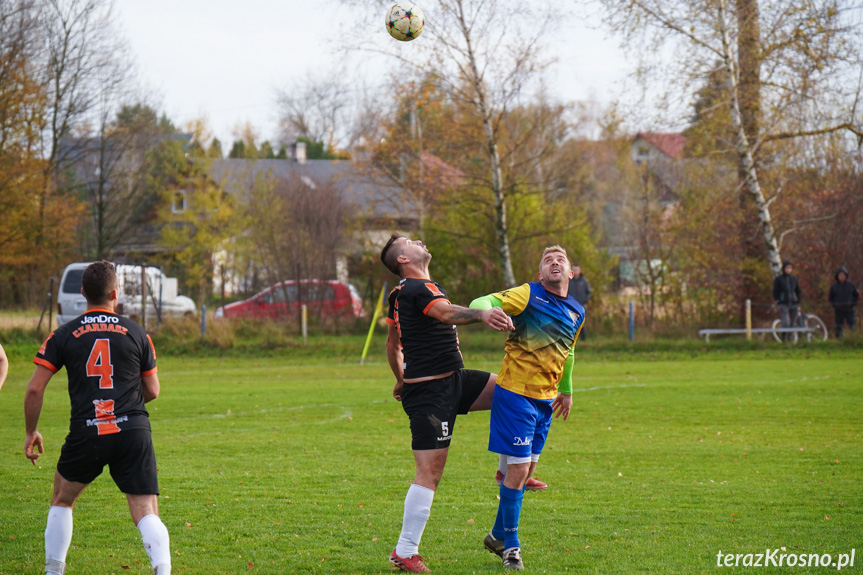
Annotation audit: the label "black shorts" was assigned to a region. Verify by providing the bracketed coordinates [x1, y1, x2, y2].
[57, 428, 159, 495]
[401, 369, 491, 451]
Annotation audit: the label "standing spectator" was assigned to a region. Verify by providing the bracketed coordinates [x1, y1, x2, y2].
[829, 266, 859, 337]
[568, 264, 592, 340]
[773, 260, 801, 341]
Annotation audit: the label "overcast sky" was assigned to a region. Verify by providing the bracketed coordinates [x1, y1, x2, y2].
[115, 1, 632, 146]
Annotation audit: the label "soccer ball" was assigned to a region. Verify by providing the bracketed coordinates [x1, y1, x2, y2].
[386, 2, 425, 42]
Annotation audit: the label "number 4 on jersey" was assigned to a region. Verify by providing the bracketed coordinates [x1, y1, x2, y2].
[86, 338, 114, 389]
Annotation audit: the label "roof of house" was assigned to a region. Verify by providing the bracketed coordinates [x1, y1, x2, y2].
[419, 152, 466, 188]
[634, 132, 687, 159]
[207, 158, 419, 222]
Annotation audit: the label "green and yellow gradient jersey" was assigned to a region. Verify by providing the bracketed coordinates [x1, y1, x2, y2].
[472, 282, 584, 399]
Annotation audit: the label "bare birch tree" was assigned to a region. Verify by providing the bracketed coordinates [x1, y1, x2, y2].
[423, 0, 556, 286]
[340, 0, 558, 286]
[597, 0, 863, 277]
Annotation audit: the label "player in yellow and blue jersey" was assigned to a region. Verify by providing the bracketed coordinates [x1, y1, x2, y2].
[470, 245, 585, 570]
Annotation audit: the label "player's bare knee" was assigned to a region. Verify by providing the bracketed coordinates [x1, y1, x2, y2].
[416, 465, 446, 489]
[51, 473, 86, 508]
[504, 462, 532, 488]
[127, 494, 159, 525]
[413, 455, 447, 489]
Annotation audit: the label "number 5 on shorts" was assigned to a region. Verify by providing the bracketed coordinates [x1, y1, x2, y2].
[87, 338, 114, 389]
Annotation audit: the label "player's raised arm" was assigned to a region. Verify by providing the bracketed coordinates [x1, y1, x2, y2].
[469, 294, 503, 310]
[427, 300, 513, 331]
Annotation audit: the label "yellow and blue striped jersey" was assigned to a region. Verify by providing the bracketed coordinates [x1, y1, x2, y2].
[492, 282, 584, 399]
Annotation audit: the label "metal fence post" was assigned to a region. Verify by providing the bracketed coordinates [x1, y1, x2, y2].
[629, 301, 635, 342]
[745, 299, 752, 340]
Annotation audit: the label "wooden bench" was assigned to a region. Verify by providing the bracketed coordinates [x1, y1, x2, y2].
[698, 327, 813, 342]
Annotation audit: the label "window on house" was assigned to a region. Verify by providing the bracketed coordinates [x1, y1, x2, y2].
[172, 190, 187, 214]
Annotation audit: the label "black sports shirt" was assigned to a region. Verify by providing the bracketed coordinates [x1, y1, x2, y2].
[34, 308, 157, 436]
[387, 278, 464, 379]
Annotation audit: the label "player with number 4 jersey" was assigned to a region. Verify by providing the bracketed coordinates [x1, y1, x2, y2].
[24, 261, 171, 575]
[34, 310, 157, 437]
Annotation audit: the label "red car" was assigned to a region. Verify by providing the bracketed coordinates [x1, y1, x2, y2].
[214, 280, 363, 319]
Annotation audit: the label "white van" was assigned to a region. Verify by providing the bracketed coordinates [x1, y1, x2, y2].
[57, 262, 196, 325]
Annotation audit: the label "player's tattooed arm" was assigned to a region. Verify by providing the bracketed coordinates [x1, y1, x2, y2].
[428, 301, 513, 331]
[448, 306, 485, 322]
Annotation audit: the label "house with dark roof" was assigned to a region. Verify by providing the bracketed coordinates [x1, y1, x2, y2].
[62, 126, 469, 291]
[202, 146, 464, 293]
[208, 146, 461, 242]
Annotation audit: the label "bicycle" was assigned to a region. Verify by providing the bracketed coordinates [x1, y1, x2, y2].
[771, 308, 829, 343]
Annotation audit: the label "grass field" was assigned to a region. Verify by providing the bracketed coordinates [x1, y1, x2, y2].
[0, 332, 861, 574]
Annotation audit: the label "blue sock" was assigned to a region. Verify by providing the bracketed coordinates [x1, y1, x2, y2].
[499, 484, 524, 549]
[492, 503, 505, 540]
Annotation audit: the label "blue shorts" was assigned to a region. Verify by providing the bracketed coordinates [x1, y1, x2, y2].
[488, 385, 553, 459]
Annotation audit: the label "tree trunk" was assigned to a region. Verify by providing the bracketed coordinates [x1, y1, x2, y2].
[736, 0, 761, 146]
[485, 119, 517, 288]
[463, 33, 516, 287]
[718, 0, 783, 277]
[735, 0, 764, 315]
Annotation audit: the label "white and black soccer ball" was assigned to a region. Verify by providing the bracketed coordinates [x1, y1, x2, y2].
[386, 2, 425, 42]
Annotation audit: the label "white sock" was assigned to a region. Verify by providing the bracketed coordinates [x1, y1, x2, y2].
[45, 505, 73, 573]
[498, 454, 507, 476]
[395, 484, 435, 557]
[137, 514, 171, 570]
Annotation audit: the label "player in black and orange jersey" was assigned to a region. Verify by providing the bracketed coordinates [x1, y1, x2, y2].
[380, 235, 514, 573]
[24, 261, 171, 575]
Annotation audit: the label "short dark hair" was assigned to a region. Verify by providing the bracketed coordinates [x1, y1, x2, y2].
[81, 261, 117, 305]
[381, 234, 405, 276]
